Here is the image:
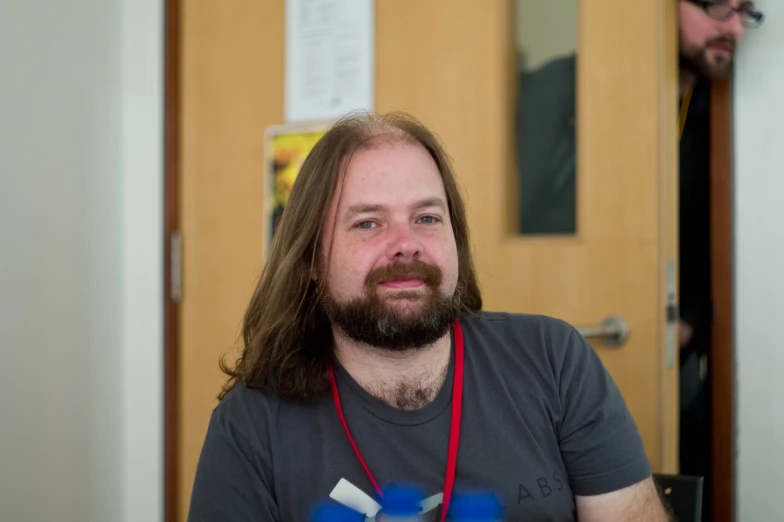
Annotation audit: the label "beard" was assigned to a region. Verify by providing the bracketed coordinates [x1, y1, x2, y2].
[319, 260, 464, 351]
[680, 36, 736, 80]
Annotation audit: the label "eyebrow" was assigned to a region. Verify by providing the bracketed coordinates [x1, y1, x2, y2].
[344, 197, 448, 221]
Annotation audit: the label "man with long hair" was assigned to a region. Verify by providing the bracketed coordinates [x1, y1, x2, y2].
[188, 112, 669, 521]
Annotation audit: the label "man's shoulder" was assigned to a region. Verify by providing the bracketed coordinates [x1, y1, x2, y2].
[461, 310, 576, 339]
[210, 382, 272, 428]
[521, 53, 576, 91]
[460, 311, 580, 364]
[530, 53, 576, 76]
[212, 380, 326, 432]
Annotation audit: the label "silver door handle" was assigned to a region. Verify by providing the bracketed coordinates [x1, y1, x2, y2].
[577, 315, 630, 347]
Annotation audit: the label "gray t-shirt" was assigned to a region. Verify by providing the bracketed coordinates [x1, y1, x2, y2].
[188, 312, 651, 521]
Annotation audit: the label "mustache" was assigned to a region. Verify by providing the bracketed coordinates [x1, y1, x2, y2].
[706, 36, 736, 52]
[365, 260, 442, 289]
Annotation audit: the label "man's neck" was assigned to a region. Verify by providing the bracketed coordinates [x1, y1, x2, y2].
[333, 330, 453, 411]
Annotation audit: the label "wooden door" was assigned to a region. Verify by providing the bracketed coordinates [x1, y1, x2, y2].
[175, 0, 679, 519]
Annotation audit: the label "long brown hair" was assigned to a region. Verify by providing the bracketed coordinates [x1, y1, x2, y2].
[218, 111, 482, 401]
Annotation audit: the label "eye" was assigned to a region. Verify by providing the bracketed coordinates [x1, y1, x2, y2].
[356, 220, 378, 229]
[417, 215, 441, 225]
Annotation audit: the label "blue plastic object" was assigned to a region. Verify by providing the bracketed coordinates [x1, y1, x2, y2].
[310, 503, 364, 522]
[448, 492, 504, 521]
[379, 485, 425, 517]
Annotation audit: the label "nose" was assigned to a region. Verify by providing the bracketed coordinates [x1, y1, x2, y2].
[722, 9, 745, 40]
[385, 221, 423, 261]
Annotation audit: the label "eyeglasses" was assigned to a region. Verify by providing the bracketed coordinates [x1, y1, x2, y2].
[687, 1, 765, 28]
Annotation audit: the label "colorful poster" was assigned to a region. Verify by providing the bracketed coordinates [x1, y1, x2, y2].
[264, 124, 328, 252]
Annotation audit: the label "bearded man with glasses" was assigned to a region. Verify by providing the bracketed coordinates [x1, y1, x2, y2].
[676, 5, 761, 522]
[680, 0, 763, 85]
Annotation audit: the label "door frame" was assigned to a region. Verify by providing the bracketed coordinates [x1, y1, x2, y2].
[710, 78, 734, 522]
[164, 0, 181, 521]
[160, 1, 737, 520]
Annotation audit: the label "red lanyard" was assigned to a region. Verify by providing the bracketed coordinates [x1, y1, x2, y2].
[327, 320, 465, 522]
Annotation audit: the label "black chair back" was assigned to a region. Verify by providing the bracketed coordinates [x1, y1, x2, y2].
[653, 473, 704, 522]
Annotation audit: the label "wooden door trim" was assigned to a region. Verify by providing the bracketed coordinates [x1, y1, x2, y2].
[164, 0, 180, 520]
[710, 78, 734, 522]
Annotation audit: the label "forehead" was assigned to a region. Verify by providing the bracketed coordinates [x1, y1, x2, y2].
[694, 0, 746, 6]
[684, 0, 752, 15]
[337, 141, 447, 207]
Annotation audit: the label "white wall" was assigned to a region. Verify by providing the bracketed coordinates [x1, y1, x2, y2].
[0, 0, 163, 521]
[121, 0, 164, 521]
[515, 0, 577, 70]
[734, 1, 784, 520]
